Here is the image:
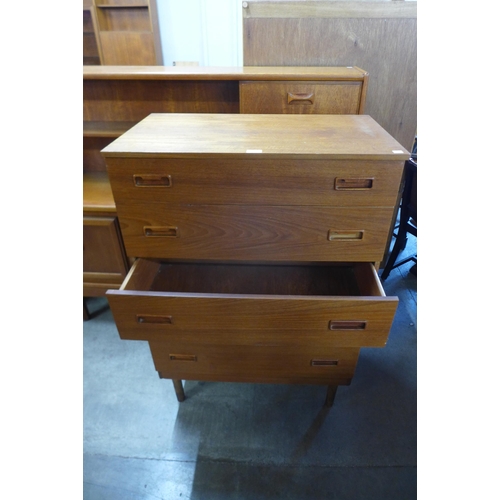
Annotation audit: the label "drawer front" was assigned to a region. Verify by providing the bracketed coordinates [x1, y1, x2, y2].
[239, 81, 363, 114]
[107, 291, 398, 349]
[149, 341, 360, 385]
[106, 157, 403, 208]
[114, 205, 394, 262]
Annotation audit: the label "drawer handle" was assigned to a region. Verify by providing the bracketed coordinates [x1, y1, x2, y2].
[169, 354, 197, 362]
[144, 226, 178, 238]
[329, 320, 367, 330]
[137, 314, 173, 324]
[311, 359, 338, 366]
[133, 175, 172, 187]
[287, 92, 315, 105]
[328, 230, 364, 241]
[334, 178, 374, 190]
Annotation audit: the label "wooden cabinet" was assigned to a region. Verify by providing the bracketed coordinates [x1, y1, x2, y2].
[102, 113, 408, 406]
[83, 173, 129, 299]
[83, 216, 128, 292]
[84, 0, 162, 65]
[83, 66, 369, 312]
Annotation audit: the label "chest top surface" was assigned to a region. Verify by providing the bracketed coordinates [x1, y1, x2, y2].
[101, 114, 409, 161]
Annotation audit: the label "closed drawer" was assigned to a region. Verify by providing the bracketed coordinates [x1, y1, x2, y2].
[113, 205, 395, 262]
[106, 259, 398, 349]
[239, 81, 363, 114]
[106, 157, 403, 208]
[150, 341, 360, 385]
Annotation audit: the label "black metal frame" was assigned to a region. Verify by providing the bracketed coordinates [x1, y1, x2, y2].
[381, 157, 417, 280]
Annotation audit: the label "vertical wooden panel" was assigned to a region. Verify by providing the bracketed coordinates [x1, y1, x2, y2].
[242, 1, 417, 151]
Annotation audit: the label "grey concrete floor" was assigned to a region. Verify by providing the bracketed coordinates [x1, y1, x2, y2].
[83, 235, 417, 500]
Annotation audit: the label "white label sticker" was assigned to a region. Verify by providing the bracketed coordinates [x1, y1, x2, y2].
[392, 150, 404, 154]
[246, 149, 262, 153]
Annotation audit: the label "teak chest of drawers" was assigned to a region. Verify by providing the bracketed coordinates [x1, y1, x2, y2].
[102, 113, 408, 406]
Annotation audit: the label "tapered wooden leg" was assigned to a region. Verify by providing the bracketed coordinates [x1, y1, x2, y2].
[324, 385, 338, 407]
[172, 379, 186, 402]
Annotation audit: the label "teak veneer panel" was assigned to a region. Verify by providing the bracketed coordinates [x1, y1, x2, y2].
[239, 81, 364, 114]
[101, 113, 409, 160]
[150, 342, 360, 385]
[113, 204, 395, 262]
[105, 157, 403, 207]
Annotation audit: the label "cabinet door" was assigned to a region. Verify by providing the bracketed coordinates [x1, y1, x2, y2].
[83, 216, 129, 296]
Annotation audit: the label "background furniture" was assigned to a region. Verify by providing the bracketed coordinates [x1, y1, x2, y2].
[83, 0, 163, 65]
[242, 0, 417, 153]
[83, 66, 369, 317]
[102, 113, 408, 406]
[83, 0, 102, 65]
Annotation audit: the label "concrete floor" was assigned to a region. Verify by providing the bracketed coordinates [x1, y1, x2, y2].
[83, 236, 417, 500]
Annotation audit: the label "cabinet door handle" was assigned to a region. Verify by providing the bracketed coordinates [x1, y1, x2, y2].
[137, 314, 173, 324]
[328, 230, 364, 241]
[169, 354, 197, 362]
[144, 226, 178, 237]
[329, 320, 367, 330]
[311, 359, 338, 366]
[287, 92, 315, 105]
[334, 178, 374, 190]
[134, 175, 172, 187]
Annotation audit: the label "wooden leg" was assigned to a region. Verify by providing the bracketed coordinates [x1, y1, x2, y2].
[172, 379, 186, 402]
[324, 385, 338, 407]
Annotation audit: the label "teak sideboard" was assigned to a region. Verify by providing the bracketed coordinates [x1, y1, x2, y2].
[83, 66, 369, 317]
[102, 113, 408, 406]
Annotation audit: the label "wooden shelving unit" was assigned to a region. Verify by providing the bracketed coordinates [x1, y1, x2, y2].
[83, 1, 102, 65]
[89, 0, 163, 65]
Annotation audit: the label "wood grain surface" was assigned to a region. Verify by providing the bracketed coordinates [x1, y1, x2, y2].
[101, 113, 409, 159]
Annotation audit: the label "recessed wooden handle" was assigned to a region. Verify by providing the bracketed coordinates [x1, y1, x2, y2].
[134, 174, 172, 187]
[334, 178, 374, 190]
[169, 354, 197, 362]
[329, 320, 367, 330]
[144, 226, 178, 237]
[287, 92, 315, 105]
[311, 359, 339, 366]
[136, 314, 173, 324]
[328, 230, 364, 241]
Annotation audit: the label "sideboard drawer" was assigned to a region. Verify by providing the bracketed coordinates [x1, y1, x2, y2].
[106, 157, 403, 208]
[149, 341, 360, 385]
[113, 205, 394, 262]
[239, 81, 363, 114]
[106, 259, 398, 348]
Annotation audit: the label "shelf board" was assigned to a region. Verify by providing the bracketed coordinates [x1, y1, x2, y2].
[84, 121, 137, 137]
[96, 4, 148, 9]
[83, 172, 116, 213]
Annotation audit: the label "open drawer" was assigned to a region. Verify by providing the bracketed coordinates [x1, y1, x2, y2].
[106, 259, 398, 349]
